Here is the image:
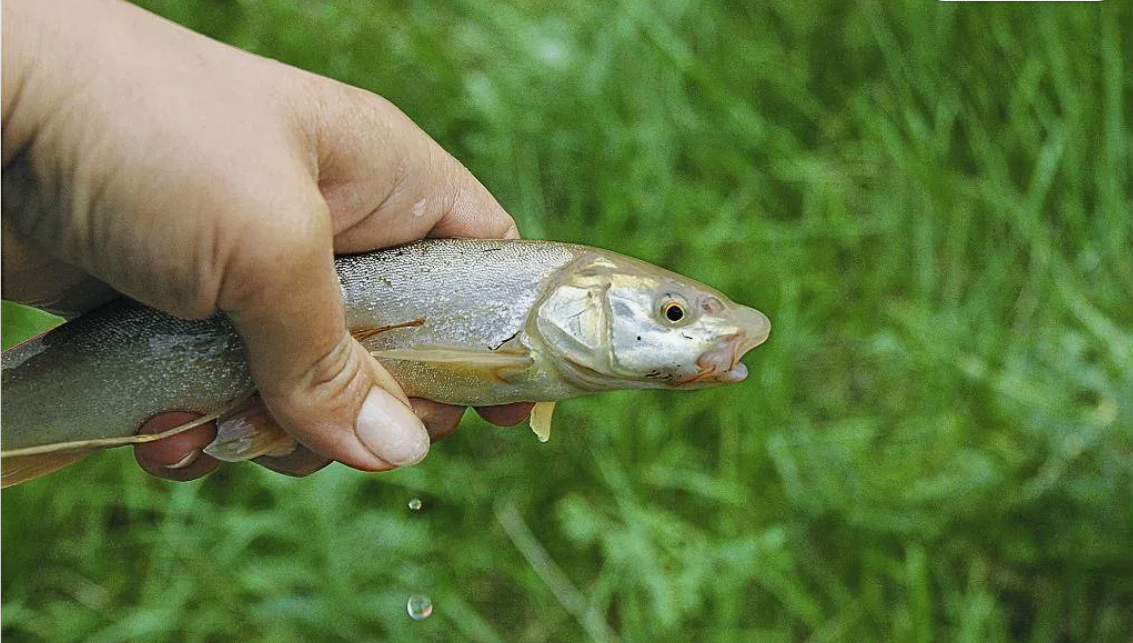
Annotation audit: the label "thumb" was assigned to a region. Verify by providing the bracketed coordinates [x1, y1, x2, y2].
[219, 195, 429, 471]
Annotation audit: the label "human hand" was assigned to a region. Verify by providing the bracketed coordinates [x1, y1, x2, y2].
[2, 0, 532, 480]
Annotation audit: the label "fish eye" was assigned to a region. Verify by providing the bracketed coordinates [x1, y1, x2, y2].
[661, 300, 686, 323]
[656, 292, 691, 326]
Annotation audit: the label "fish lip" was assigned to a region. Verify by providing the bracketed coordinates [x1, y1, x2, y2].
[740, 309, 772, 352]
[715, 361, 748, 383]
[675, 336, 745, 387]
[728, 311, 771, 370]
[676, 319, 769, 387]
[674, 361, 747, 387]
[735, 330, 769, 363]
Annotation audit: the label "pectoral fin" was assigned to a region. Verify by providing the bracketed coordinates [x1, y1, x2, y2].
[530, 401, 556, 442]
[371, 345, 534, 383]
[203, 396, 297, 462]
[371, 346, 534, 368]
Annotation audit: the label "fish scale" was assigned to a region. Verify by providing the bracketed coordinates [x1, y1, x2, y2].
[339, 239, 581, 352]
[2, 240, 579, 450]
[1, 239, 770, 486]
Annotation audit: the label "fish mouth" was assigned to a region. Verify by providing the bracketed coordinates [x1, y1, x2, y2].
[678, 339, 770, 388]
[677, 309, 771, 387]
[736, 307, 772, 351]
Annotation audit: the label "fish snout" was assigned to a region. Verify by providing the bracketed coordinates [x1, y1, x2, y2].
[672, 307, 770, 387]
[735, 306, 771, 352]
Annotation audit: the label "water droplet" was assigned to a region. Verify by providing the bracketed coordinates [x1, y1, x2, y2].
[411, 198, 428, 218]
[406, 594, 433, 620]
[408, 498, 423, 511]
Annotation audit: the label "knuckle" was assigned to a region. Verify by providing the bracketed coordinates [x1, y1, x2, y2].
[306, 332, 355, 391]
[296, 332, 370, 410]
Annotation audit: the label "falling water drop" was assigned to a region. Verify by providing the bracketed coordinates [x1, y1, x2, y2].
[406, 594, 433, 620]
[408, 498, 423, 511]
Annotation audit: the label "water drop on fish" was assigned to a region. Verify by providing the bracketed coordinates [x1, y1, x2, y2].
[406, 594, 433, 620]
[408, 498, 423, 511]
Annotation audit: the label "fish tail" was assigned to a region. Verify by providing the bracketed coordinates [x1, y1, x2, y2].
[1, 451, 89, 488]
[0, 397, 294, 488]
[0, 405, 235, 488]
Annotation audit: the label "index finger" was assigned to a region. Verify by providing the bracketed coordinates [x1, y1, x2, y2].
[294, 79, 521, 251]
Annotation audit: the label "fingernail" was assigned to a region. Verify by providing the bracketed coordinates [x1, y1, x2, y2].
[165, 449, 201, 470]
[355, 387, 430, 465]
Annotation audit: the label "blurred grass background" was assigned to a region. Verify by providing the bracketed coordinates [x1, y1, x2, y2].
[3, 0, 1132, 641]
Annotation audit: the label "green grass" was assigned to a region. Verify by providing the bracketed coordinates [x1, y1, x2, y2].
[3, 1, 1132, 641]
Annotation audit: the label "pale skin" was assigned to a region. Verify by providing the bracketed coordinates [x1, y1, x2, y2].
[2, 0, 532, 481]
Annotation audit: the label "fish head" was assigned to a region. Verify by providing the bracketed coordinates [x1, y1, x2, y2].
[533, 252, 770, 390]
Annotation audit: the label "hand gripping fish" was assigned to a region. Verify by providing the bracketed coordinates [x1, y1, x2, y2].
[1, 239, 770, 487]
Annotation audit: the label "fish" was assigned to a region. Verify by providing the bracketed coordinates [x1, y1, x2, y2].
[1, 239, 771, 487]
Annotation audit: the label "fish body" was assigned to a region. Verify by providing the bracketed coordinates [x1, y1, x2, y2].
[1, 239, 770, 484]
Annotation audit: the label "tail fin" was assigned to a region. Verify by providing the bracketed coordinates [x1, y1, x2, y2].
[1, 451, 89, 488]
[0, 403, 238, 488]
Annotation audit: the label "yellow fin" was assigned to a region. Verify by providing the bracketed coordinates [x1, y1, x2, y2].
[372, 345, 534, 384]
[203, 397, 297, 462]
[371, 346, 533, 369]
[530, 401, 556, 442]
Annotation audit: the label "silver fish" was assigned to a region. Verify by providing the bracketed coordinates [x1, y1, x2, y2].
[1, 239, 770, 486]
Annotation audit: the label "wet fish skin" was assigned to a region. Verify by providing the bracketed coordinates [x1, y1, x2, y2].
[2, 303, 249, 449]
[2, 240, 579, 451]
[1, 239, 770, 477]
